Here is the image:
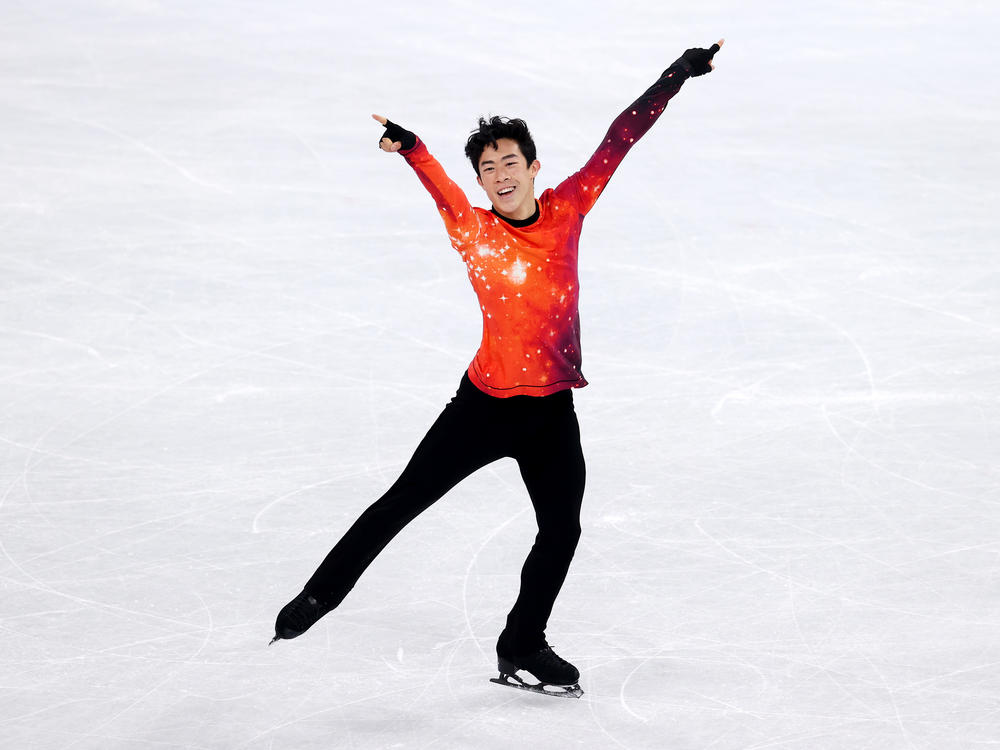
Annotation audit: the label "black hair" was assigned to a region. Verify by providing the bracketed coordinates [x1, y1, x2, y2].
[464, 116, 537, 175]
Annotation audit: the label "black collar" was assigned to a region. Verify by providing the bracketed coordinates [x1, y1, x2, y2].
[491, 200, 540, 228]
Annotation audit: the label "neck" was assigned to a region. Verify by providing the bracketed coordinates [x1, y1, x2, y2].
[492, 194, 537, 221]
[492, 200, 540, 227]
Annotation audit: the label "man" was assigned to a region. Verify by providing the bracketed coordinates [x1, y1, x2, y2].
[272, 39, 724, 696]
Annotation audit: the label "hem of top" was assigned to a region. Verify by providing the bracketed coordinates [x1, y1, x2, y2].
[467, 363, 587, 398]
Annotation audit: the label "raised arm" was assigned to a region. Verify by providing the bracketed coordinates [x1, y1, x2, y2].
[554, 40, 724, 215]
[372, 114, 480, 246]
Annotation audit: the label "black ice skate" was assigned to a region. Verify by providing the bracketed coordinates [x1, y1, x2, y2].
[269, 589, 334, 645]
[490, 646, 583, 699]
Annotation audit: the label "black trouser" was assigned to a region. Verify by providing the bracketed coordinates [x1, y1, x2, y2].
[305, 371, 586, 655]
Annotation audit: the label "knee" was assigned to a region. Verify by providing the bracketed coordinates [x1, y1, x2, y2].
[538, 520, 581, 554]
[565, 522, 582, 548]
[364, 476, 433, 522]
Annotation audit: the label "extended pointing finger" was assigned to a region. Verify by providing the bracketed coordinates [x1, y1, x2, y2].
[708, 39, 724, 71]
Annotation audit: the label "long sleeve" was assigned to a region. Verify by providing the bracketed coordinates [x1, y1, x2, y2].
[401, 137, 482, 248]
[554, 62, 691, 216]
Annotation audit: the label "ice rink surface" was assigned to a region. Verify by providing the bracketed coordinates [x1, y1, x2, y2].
[2, 1, 998, 747]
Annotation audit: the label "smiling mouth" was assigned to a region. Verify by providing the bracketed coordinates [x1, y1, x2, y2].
[497, 186, 516, 197]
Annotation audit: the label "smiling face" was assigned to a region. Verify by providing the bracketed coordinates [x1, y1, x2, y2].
[476, 138, 541, 221]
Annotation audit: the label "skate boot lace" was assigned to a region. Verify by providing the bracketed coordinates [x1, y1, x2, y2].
[288, 594, 316, 629]
[499, 645, 579, 685]
[273, 590, 332, 641]
[534, 647, 575, 676]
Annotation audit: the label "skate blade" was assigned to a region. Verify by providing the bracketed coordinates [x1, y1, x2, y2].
[490, 673, 583, 699]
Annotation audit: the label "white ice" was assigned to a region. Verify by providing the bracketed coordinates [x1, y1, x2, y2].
[2, 1, 998, 748]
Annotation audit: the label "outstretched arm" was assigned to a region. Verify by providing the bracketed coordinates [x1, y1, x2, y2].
[555, 39, 724, 215]
[372, 113, 480, 245]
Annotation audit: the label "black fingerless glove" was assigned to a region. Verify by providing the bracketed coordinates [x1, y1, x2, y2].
[379, 120, 417, 150]
[672, 42, 721, 77]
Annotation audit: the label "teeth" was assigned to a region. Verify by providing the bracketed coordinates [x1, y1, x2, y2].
[499, 187, 515, 195]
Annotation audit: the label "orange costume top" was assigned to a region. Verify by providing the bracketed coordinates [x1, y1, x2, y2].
[400, 64, 691, 397]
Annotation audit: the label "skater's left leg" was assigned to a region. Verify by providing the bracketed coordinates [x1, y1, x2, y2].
[499, 391, 585, 656]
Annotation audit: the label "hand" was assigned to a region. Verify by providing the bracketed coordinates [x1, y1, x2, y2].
[372, 114, 416, 152]
[677, 38, 725, 76]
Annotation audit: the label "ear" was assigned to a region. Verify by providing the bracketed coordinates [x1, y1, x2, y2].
[476, 174, 485, 190]
[529, 160, 540, 179]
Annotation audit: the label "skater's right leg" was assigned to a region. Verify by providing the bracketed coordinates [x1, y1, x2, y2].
[274, 374, 505, 640]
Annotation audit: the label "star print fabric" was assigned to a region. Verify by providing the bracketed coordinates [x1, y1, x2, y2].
[400, 63, 691, 398]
